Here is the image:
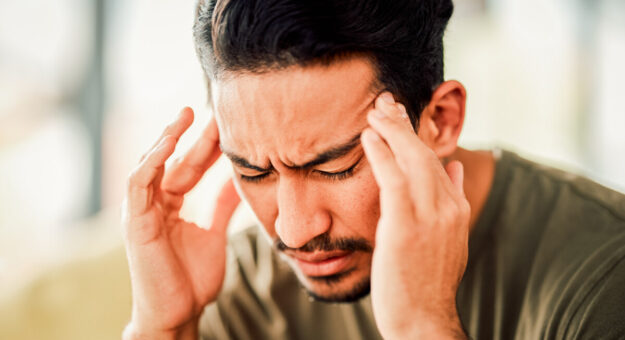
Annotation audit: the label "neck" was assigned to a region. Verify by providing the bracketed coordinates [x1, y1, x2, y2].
[448, 147, 496, 232]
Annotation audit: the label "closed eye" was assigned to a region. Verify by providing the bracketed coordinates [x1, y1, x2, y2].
[239, 172, 271, 183]
[314, 160, 360, 181]
[238, 157, 362, 183]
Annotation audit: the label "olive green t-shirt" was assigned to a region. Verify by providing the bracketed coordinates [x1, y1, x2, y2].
[199, 149, 625, 339]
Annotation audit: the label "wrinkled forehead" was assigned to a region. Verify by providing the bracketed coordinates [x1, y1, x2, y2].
[212, 58, 379, 167]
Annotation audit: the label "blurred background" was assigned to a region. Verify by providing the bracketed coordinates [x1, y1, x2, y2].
[0, 0, 623, 338]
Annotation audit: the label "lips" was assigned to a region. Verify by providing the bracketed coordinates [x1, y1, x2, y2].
[287, 250, 354, 277]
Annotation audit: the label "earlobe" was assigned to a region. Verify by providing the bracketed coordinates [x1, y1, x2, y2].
[418, 81, 466, 158]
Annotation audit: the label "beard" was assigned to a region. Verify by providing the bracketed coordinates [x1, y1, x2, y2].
[274, 232, 373, 303]
[304, 273, 371, 303]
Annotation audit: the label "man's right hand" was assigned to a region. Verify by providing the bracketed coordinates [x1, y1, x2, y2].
[121, 107, 240, 340]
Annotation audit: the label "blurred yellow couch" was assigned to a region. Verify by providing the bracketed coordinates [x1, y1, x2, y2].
[0, 211, 132, 340]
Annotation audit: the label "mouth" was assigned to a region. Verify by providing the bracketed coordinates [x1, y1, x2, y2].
[287, 250, 354, 277]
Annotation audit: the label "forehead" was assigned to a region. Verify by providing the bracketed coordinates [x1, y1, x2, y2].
[213, 57, 378, 167]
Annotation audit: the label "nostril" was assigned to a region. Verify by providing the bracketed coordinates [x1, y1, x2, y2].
[274, 210, 332, 250]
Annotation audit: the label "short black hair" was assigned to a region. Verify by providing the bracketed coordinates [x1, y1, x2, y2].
[193, 0, 454, 126]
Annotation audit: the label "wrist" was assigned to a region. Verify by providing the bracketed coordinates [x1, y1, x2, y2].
[384, 310, 467, 340]
[123, 318, 199, 340]
[404, 320, 466, 340]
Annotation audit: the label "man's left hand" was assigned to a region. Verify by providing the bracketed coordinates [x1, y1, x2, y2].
[361, 92, 470, 339]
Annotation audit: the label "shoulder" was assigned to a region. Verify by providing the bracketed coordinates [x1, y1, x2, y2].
[501, 149, 625, 222]
[498, 150, 625, 339]
[487, 149, 625, 251]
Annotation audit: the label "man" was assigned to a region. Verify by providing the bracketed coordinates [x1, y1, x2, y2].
[121, 0, 625, 339]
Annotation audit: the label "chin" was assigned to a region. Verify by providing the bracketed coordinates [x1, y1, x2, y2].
[297, 268, 371, 303]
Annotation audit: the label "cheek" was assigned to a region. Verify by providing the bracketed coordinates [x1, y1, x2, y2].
[233, 177, 278, 237]
[323, 167, 380, 241]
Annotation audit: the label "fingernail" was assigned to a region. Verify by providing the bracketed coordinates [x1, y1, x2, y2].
[381, 92, 395, 104]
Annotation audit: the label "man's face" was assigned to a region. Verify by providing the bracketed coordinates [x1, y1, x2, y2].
[213, 57, 382, 302]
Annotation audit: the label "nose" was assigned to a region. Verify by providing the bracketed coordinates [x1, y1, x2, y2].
[274, 176, 331, 249]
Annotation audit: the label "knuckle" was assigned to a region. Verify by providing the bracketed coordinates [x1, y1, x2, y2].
[460, 199, 471, 215]
[450, 202, 465, 220]
[126, 169, 140, 186]
[139, 144, 158, 164]
[170, 157, 183, 167]
[435, 203, 459, 227]
[443, 200, 471, 228]
[448, 202, 461, 216]
[127, 167, 149, 188]
[163, 122, 175, 133]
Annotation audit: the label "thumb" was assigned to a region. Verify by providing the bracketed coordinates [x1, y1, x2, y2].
[209, 178, 241, 234]
[445, 160, 465, 196]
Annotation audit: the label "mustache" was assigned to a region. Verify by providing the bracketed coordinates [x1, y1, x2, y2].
[275, 232, 373, 253]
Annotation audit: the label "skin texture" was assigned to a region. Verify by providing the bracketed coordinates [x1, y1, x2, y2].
[214, 58, 381, 300]
[122, 56, 495, 339]
[122, 109, 240, 340]
[363, 95, 469, 338]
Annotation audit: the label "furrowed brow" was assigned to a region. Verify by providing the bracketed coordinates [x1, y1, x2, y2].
[289, 133, 362, 169]
[220, 145, 273, 172]
[220, 133, 362, 173]
[221, 93, 376, 173]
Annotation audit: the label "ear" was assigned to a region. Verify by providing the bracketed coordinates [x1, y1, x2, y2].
[416, 80, 466, 158]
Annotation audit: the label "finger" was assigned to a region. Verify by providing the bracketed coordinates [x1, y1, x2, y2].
[444, 160, 465, 197]
[161, 117, 221, 196]
[140, 107, 194, 161]
[368, 108, 439, 187]
[152, 165, 165, 203]
[126, 135, 176, 215]
[367, 107, 427, 160]
[361, 128, 414, 222]
[370, 91, 425, 151]
[376, 92, 412, 128]
[209, 178, 241, 235]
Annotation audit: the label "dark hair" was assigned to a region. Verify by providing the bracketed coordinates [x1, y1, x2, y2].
[193, 0, 454, 126]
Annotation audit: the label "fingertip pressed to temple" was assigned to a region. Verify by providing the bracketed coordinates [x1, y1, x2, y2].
[361, 128, 381, 146]
[361, 129, 389, 168]
[380, 92, 395, 104]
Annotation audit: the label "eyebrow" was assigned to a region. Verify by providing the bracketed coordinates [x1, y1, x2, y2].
[221, 133, 362, 172]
